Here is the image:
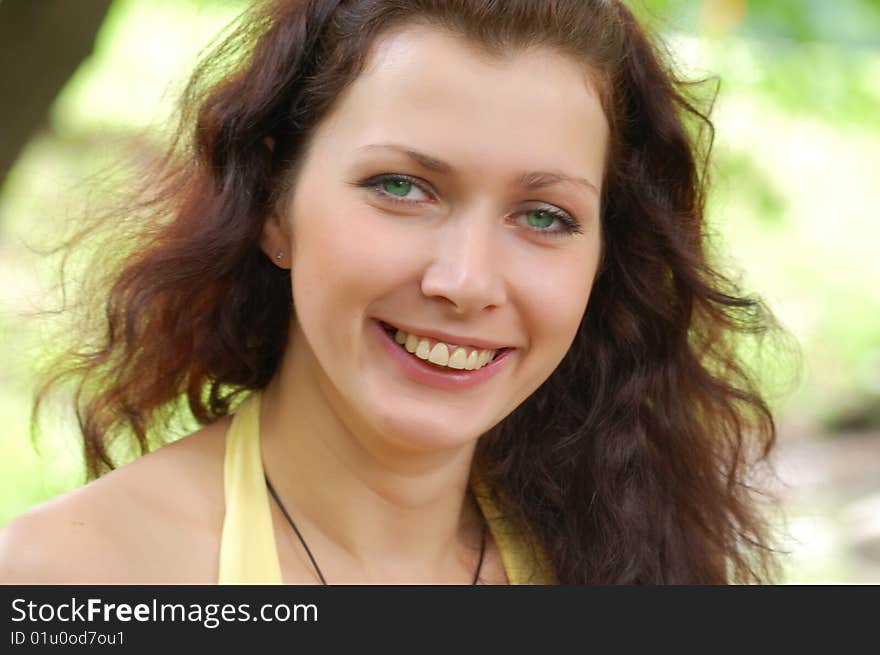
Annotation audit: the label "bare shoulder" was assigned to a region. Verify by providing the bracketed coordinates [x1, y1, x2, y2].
[0, 417, 231, 584]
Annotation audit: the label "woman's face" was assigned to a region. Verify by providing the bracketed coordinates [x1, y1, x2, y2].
[267, 25, 608, 453]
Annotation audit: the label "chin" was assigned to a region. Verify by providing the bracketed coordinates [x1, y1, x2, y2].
[371, 412, 484, 454]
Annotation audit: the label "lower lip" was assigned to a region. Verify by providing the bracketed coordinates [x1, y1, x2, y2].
[371, 319, 514, 391]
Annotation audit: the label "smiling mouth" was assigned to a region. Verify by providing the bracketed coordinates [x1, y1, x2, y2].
[378, 320, 511, 370]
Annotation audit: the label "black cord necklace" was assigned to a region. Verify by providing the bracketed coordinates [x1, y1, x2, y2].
[265, 474, 487, 585]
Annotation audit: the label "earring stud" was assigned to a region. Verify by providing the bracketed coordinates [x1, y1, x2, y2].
[275, 250, 283, 261]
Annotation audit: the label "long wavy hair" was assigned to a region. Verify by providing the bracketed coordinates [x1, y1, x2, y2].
[34, 0, 790, 583]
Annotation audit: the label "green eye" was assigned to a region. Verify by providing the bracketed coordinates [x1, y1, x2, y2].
[382, 178, 413, 197]
[525, 210, 556, 229]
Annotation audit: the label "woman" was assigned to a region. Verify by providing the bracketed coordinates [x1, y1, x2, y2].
[0, 0, 784, 584]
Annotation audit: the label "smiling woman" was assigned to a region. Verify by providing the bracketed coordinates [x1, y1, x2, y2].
[0, 0, 785, 585]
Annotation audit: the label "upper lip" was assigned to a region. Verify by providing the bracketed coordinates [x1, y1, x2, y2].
[378, 319, 514, 351]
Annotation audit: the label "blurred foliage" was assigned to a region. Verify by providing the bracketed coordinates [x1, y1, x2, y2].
[0, 0, 878, 581]
[635, 0, 880, 44]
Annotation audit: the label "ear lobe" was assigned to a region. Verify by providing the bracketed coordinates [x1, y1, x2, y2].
[260, 209, 291, 268]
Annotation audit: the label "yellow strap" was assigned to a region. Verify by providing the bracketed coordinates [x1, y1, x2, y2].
[218, 393, 282, 584]
[472, 473, 556, 585]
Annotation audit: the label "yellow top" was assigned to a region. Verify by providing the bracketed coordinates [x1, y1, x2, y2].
[217, 392, 555, 585]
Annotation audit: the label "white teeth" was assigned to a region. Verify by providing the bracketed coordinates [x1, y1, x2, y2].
[386, 324, 499, 371]
[428, 343, 449, 366]
[415, 339, 431, 360]
[447, 347, 468, 369]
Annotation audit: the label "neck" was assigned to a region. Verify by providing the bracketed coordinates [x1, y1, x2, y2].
[257, 350, 485, 583]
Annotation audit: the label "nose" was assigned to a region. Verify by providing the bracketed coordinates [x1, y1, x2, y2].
[419, 210, 508, 315]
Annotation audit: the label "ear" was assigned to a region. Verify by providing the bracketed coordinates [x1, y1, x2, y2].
[258, 137, 292, 268]
[260, 207, 292, 269]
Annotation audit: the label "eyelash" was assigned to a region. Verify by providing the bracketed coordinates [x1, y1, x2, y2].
[356, 174, 583, 238]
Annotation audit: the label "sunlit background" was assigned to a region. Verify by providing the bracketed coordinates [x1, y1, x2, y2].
[1, 0, 879, 583]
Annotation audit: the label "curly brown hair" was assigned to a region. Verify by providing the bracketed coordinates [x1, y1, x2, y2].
[34, 0, 791, 583]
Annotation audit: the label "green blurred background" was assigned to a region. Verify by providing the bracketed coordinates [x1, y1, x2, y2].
[1, 0, 878, 582]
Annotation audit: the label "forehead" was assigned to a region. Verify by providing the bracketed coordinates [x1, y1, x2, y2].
[312, 24, 609, 188]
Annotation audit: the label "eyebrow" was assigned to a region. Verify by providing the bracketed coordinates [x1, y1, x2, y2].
[356, 143, 599, 196]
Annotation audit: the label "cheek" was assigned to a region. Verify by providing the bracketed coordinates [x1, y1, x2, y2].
[509, 269, 592, 410]
[291, 198, 412, 309]
[533, 293, 589, 369]
[521, 257, 597, 348]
